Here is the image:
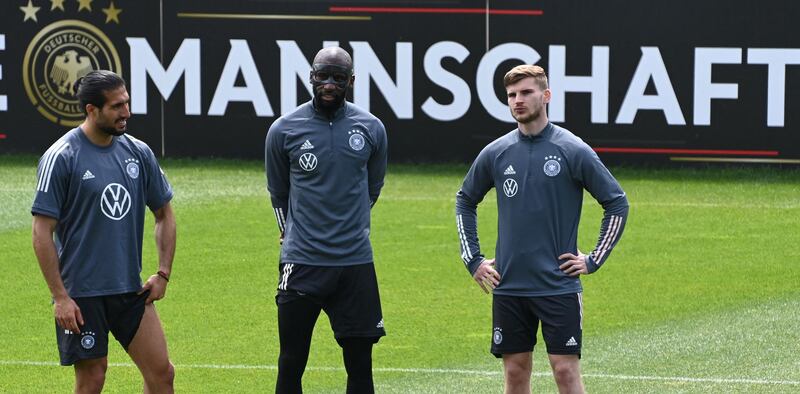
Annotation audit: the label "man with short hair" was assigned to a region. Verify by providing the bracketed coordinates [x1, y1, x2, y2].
[32, 70, 176, 393]
[265, 47, 388, 393]
[455, 64, 629, 394]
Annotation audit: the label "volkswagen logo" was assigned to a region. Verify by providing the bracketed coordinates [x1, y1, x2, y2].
[503, 178, 518, 198]
[299, 153, 318, 172]
[100, 183, 131, 220]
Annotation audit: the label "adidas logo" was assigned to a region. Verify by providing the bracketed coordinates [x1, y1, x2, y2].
[300, 140, 314, 150]
[566, 337, 578, 346]
[81, 170, 95, 180]
[376, 319, 384, 329]
[503, 165, 516, 175]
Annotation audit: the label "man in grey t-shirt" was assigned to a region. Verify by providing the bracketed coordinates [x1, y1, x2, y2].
[32, 70, 176, 393]
[456, 65, 629, 393]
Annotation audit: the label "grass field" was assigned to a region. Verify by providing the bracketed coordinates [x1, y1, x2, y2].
[1, 155, 799, 393]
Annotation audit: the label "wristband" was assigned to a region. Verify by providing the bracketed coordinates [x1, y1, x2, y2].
[157, 270, 170, 282]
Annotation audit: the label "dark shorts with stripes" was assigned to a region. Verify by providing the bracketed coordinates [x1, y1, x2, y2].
[491, 293, 583, 358]
[276, 263, 385, 340]
[55, 291, 148, 366]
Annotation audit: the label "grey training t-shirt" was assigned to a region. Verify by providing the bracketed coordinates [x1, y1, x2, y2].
[32, 128, 173, 297]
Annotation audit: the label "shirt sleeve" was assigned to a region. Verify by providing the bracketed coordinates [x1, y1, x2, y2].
[571, 144, 629, 273]
[141, 145, 174, 211]
[31, 141, 71, 219]
[455, 148, 494, 274]
[367, 119, 388, 208]
[265, 119, 290, 235]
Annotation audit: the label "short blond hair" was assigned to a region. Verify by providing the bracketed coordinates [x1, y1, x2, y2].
[503, 65, 548, 90]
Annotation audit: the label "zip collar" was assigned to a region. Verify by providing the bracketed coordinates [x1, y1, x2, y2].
[312, 99, 347, 121]
[517, 122, 553, 142]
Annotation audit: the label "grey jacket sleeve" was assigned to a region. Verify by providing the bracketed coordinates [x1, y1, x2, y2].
[367, 120, 388, 208]
[455, 149, 494, 275]
[265, 120, 290, 236]
[572, 145, 629, 273]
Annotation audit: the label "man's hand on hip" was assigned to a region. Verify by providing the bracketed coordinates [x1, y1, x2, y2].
[473, 258, 501, 294]
[559, 252, 589, 277]
[140, 274, 168, 304]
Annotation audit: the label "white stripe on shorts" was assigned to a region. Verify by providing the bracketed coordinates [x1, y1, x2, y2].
[279, 263, 294, 290]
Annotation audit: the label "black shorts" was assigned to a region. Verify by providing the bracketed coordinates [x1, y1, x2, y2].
[276, 263, 385, 340]
[55, 291, 148, 366]
[491, 293, 583, 358]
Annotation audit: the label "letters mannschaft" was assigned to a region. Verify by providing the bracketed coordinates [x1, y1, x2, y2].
[126, 38, 800, 128]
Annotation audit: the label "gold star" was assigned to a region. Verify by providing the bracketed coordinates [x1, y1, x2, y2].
[102, 1, 122, 24]
[77, 0, 92, 12]
[20, 0, 41, 22]
[50, 0, 65, 11]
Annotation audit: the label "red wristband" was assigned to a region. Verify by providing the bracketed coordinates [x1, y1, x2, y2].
[157, 270, 170, 282]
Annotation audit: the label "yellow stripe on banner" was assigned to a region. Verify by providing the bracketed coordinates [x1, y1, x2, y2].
[670, 157, 800, 164]
[177, 13, 371, 21]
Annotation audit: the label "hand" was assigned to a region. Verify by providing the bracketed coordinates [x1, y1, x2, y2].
[54, 296, 83, 333]
[558, 252, 589, 277]
[472, 258, 501, 294]
[139, 274, 168, 304]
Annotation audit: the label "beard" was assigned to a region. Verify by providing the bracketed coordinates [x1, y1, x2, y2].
[314, 89, 346, 111]
[97, 118, 126, 136]
[511, 106, 543, 124]
[99, 126, 125, 136]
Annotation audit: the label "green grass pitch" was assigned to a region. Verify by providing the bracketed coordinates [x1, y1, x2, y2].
[1, 155, 799, 393]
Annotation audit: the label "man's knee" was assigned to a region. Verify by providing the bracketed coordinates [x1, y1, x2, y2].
[503, 354, 532, 387]
[143, 360, 175, 387]
[339, 337, 376, 364]
[74, 359, 107, 393]
[162, 362, 176, 385]
[339, 338, 377, 394]
[549, 357, 581, 387]
[504, 363, 530, 386]
[279, 351, 309, 369]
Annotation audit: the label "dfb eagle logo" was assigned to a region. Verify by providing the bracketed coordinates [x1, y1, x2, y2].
[50, 50, 92, 95]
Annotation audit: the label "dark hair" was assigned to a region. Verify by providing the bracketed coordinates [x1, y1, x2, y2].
[73, 70, 126, 115]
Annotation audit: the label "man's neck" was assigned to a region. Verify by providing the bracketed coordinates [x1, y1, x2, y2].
[518, 116, 549, 137]
[313, 98, 344, 120]
[79, 121, 113, 147]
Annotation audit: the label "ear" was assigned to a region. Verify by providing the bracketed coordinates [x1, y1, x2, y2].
[543, 88, 552, 104]
[85, 103, 98, 117]
[348, 75, 355, 88]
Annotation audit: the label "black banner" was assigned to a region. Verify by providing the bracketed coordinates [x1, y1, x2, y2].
[2, 1, 799, 163]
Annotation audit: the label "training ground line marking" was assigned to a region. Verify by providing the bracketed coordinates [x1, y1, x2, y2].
[2, 360, 799, 386]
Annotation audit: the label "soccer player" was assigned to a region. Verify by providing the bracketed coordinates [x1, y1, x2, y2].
[265, 47, 388, 393]
[31, 70, 176, 393]
[455, 65, 629, 394]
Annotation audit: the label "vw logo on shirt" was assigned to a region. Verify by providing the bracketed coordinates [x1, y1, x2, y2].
[503, 178, 518, 197]
[100, 183, 131, 220]
[299, 153, 318, 172]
